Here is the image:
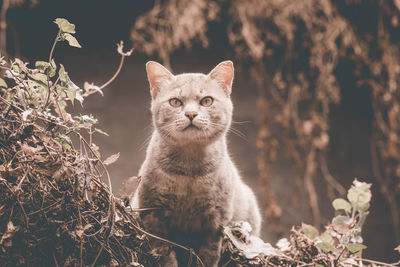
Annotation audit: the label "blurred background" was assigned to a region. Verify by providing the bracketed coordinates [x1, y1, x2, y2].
[1, 0, 399, 262]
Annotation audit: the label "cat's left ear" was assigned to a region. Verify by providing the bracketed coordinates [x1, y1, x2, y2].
[146, 61, 174, 98]
[208, 60, 234, 96]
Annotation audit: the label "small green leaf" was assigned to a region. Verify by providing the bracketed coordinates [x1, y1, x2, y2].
[301, 223, 319, 239]
[54, 18, 76, 34]
[67, 79, 83, 104]
[59, 64, 68, 85]
[332, 198, 352, 213]
[347, 180, 372, 211]
[347, 243, 367, 257]
[320, 231, 334, 244]
[49, 59, 57, 77]
[58, 100, 67, 109]
[35, 61, 50, 70]
[315, 264, 324, 267]
[63, 33, 81, 48]
[316, 242, 336, 253]
[84, 81, 103, 95]
[65, 87, 76, 105]
[332, 215, 352, 234]
[104, 152, 120, 166]
[0, 78, 7, 88]
[29, 73, 48, 84]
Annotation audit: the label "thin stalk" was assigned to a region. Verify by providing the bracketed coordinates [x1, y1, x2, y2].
[44, 29, 61, 108]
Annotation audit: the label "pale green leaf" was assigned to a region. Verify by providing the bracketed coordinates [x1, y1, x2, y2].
[332, 198, 352, 213]
[49, 59, 57, 77]
[320, 231, 334, 244]
[347, 243, 367, 257]
[59, 64, 68, 85]
[301, 223, 319, 239]
[332, 215, 352, 234]
[104, 152, 120, 166]
[84, 81, 103, 95]
[65, 87, 76, 105]
[35, 61, 50, 70]
[54, 18, 76, 33]
[58, 100, 67, 109]
[347, 180, 372, 211]
[0, 78, 7, 88]
[63, 33, 81, 48]
[29, 73, 48, 84]
[316, 242, 336, 253]
[67, 78, 83, 104]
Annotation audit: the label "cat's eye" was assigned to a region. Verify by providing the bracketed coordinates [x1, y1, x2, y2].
[169, 98, 183, 107]
[200, 96, 214, 107]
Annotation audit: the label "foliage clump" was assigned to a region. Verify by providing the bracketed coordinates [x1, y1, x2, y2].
[220, 180, 399, 266]
[0, 18, 156, 266]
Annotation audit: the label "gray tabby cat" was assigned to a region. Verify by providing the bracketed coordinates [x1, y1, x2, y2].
[131, 60, 261, 266]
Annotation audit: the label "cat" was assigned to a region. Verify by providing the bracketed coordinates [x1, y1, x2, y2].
[131, 60, 261, 266]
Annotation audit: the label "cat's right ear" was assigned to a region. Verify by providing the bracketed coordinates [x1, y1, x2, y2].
[146, 61, 174, 98]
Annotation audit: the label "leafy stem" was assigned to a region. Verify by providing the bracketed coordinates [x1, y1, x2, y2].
[44, 29, 61, 108]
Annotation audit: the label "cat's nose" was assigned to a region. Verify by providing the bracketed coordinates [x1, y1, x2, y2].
[185, 111, 198, 120]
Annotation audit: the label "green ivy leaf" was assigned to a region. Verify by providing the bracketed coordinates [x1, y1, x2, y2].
[67, 78, 83, 104]
[59, 64, 68, 85]
[347, 243, 367, 257]
[65, 87, 76, 105]
[347, 180, 372, 211]
[316, 242, 336, 253]
[332, 215, 352, 234]
[29, 73, 48, 84]
[35, 61, 50, 70]
[54, 18, 76, 34]
[58, 100, 67, 109]
[332, 198, 352, 213]
[84, 82, 103, 95]
[49, 59, 57, 77]
[301, 223, 319, 239]
[63, 33, 82, 48]
[320, 231, 334, 244]
[0, 78, 7, 88]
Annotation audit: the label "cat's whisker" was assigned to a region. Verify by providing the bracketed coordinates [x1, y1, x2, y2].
[139, 123, 155, 151]
[208, 122, 248, 141]
[139, 133, 153, 151]
[231, 120, 251, 125]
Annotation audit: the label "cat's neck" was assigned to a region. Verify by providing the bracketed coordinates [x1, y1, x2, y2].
[152, 130, 227, 156]
[148, 131, 228, 177]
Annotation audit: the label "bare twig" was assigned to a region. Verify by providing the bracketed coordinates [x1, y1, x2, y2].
[83, 41, 133, 98]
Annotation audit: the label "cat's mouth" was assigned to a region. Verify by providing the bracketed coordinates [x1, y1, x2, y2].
[183, 123, 200, 131]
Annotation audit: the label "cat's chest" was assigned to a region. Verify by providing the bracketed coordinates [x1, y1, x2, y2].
[159, 174, 227, 230]
[162, 174, 216, 205]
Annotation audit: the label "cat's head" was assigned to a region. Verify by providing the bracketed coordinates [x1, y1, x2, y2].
[146, 60, 234, 146]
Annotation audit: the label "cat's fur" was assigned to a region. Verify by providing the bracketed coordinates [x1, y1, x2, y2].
[131, 61, 261, 266]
